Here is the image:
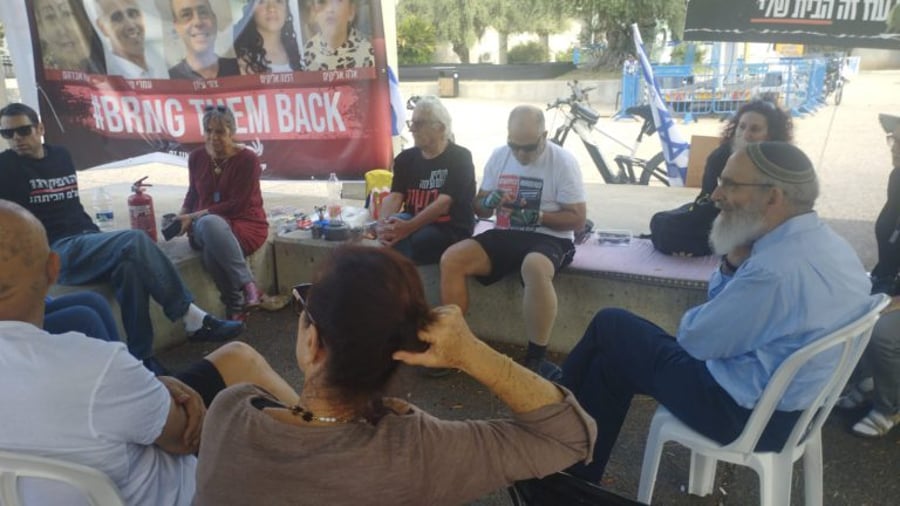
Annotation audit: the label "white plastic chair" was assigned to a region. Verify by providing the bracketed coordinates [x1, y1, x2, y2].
[637, 294, 889, 505]
[0, 450, 124, 506]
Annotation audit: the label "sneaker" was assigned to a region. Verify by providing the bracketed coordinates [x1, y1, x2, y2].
[243, 282, 262, 309]
[851, 409, 900, 438]
[525, 357, 563, 382]
[142, 356, 170, 376]
[188, 314, 244, 342]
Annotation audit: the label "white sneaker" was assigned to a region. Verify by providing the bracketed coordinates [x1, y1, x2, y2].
[851, 409, 900, 438]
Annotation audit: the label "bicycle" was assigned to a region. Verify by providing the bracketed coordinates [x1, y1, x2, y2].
[547, 81, 669, 186]
[823, 56, 848, 106]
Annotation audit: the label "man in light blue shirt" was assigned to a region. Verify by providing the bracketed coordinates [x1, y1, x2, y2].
[560, 142, 877, 482]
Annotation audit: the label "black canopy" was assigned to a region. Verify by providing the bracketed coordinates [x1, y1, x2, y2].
[684, 0, 900, 50]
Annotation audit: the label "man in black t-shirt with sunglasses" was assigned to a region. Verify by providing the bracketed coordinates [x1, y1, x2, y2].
[0, 102, 243, 374]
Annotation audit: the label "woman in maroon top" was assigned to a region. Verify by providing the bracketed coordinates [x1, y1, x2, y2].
[177, 105, 269, 320]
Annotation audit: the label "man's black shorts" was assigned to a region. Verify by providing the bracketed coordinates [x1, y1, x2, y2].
[175, 359, 226, 407]
[472, 229, 576, 285]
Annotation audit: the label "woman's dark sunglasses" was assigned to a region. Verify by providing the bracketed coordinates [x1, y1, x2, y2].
[203, 105, 228, 113]
[291, 283, 315, 325]
[0, 125, 34, 139]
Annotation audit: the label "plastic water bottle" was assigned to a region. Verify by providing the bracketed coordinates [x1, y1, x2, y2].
[326, 172, 342, 221]
[92, 187, 115, 231]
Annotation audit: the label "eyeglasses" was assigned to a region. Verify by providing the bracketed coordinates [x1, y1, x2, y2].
[716, 177, 774, 191]
[507, 141, 541, 153]
[203, 105, 228, 113]
[291, 283, 316, 326]
[888, 133, 895, 148]
[0, 125, 34, 139]
[406, 119, 436, 130]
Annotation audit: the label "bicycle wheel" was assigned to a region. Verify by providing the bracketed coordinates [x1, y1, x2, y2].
[639, 152, 670, 186]
[834, 82, 844, 105]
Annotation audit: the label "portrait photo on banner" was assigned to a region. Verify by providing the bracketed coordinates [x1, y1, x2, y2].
[24, 0, 392, 179]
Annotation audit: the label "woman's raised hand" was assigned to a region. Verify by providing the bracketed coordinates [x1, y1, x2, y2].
[393, 305, 477, 371]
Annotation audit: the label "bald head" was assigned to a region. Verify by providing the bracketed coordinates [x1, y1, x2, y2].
[0, 200, 59, 326]
[507, 105, 547, 165]
[508, 105, 545, 132]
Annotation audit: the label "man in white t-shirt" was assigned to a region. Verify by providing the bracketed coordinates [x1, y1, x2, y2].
[440, 105, 587, 374]
[0, 200, 298, 505]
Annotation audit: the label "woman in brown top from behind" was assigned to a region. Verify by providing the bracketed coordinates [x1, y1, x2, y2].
[194, 245, 596, 505]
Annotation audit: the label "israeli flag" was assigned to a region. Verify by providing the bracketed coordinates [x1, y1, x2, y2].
[388, 66, 406, 136]
[631, 24, 690, 186]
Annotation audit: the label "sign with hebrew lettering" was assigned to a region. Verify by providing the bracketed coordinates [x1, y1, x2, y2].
[25, 0, 392, 178]
[684, 0, 900, 49]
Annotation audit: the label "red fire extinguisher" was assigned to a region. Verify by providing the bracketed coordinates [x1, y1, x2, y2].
[128, 176, 157, 242]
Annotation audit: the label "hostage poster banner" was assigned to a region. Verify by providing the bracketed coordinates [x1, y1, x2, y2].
[26, 0, 393, 179]
[684, 0, 900, 50]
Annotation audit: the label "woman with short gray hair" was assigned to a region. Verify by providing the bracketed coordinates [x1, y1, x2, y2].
[176, 105, 269, 321]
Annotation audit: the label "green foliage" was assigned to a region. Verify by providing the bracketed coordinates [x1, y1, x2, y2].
[397, 0, 574, 63]
[507, 41, 549, 63]
[671, 43, 707, 64]
[397, 15, 436, 65]
[555, 47, 575, 63]
[398, 0, 491, 63]
[569, 0, 687, 68]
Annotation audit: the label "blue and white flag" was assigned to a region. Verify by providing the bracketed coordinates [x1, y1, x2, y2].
[631, 24, 690, 186]
[388, 65, 406, 136]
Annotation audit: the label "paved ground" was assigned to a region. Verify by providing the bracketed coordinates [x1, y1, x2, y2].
[87, 71, 900, 504]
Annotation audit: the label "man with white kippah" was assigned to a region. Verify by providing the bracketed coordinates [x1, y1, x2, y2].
[554, 141, 880, 482]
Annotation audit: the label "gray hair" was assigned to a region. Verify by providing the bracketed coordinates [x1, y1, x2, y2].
[756, 172, 819, 213]
[202, 105, 236, 134]
[414, 96, 453, 142]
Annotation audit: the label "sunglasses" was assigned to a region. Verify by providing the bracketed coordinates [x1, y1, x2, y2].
[0, 125, 34, 139]
[291, 283, 316, 326]
[203, 105, 228, 113]
[507, 141, 541, 153]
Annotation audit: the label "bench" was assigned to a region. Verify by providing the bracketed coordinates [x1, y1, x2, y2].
[49, 233, 276, 352]
[273, 226, 719, 353]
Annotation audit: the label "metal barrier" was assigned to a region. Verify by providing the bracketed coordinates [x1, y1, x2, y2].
[616, 57, 848, 121]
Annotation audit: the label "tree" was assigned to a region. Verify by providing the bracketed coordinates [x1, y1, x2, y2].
[398, 0, 491, 63]
[571, 0, 687, 68]
[490, 0, 571, 63]
[397, 15, 436, 65]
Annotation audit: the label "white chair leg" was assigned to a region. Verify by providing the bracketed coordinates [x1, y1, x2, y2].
[637, 434, 665, 503]
[687, 452, 717, 497]
[802, 433, 824, 506]
[758, 457, 793, 506]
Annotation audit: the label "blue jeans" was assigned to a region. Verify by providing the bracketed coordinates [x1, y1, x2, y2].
[44, 292, 120, 342]
[561, 308, 800, 482]
[190, 215, 253, 314]
[52, 230, 193, 359]
[390, 214, 466, 265]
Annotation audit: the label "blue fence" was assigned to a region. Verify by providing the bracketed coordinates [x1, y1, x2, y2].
[617, 57, 853, 121]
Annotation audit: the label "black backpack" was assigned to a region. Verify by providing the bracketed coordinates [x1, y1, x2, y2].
[649, 196, 719, 257]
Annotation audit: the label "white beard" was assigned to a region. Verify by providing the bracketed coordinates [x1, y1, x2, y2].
[709, 203, 768, 255]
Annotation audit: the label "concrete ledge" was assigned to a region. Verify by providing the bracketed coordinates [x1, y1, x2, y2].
[49, 233, 275, 352]
[274, 236, 709, 353]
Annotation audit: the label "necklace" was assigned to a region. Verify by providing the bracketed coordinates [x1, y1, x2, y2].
[211, 157, 225, 176]
[289, 404, 367, 424]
